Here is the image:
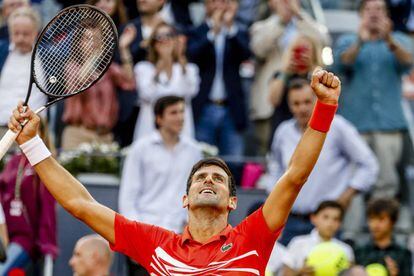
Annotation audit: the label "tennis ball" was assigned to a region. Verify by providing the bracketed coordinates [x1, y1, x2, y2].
[366, 263, 388, 276]
[306, 242, 350, 276]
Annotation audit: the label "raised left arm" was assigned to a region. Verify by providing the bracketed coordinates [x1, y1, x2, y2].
[262, 69, 341, 231]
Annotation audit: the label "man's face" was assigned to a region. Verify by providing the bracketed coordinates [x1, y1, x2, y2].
[360, 0, 388, 31]
[183, 165, 237, 212]
[368, 213, 394, 241]
[156, 101, 185, 135]
[137, 0, 164, 15]
[311, 208, 342, 240]
[10, 16, 37, 54]
[69, 241, 95, 276]
[288, 85, 316, 129]
[2, 0, 27, 19]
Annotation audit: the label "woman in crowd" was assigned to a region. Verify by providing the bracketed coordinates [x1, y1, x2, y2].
[133, 22, 200, 140]
[0, 119, 58, 275]
[268, 34, 323, 131]
[61, 0, 136, 150]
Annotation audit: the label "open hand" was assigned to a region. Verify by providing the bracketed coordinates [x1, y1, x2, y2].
[385, 256, 399, 276]
[119, 24, 137, 49]
[310, 68, 341, 105]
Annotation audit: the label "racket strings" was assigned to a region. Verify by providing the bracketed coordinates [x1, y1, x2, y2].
[34, 7, 116, 97]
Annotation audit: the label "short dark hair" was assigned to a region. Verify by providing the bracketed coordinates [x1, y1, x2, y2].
[186, 157, 236, 197]
[313, 200, 345, 220]
[287, 78, 311, 93]
[366, 197, 400, 223]
[153, 95, 184, 129]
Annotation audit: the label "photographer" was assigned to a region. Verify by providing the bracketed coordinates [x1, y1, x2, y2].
[268, 34, 322, 131]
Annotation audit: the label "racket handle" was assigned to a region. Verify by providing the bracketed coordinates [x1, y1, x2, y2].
[0, 129, 19, 161]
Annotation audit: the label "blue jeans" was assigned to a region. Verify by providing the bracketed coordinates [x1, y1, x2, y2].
[279, 214, 314, 246]
[196, 104, 244, 156]
[0, 243, 30, 275]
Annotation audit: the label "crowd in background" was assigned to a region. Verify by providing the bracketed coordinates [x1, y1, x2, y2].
[0, 0, 414, 275]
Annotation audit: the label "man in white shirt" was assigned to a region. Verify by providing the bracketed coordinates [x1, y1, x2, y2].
[282, 201, 355, 275]
[0, 7, 46, 138]
[119, 95, 203, 275]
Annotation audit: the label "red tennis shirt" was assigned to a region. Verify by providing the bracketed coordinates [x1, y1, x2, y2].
[110, 207, 282, 275]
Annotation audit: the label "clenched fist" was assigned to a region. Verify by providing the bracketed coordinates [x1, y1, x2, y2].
[8, 102, 40, 145]
[310, 67, 341, 105]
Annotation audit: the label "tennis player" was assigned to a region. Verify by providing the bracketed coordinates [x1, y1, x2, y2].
[8, 68, 340, 275]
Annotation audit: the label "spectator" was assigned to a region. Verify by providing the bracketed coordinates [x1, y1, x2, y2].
[250, 2, 327, 156]
[187, 0, 250, 156]
[334, 0, 413, 199]
[61, 17, 136, 150]
[115, 0, 165, 148]
[355, 198, 412, 276]
[69, 234, 113, 276]
[263, 79, 378, 245]
[267, 34, 323, 133]
[133, 22, 199, 140]
[119, 96, 202, 275]
[0, 118, 58, 274]
[0, 0, 30, 42]
[126, 0, 165, 63]
[282, 201, 354, 275]
[0, 7, 46, 140]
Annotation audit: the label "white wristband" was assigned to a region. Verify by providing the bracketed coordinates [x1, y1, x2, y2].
[19, 135, 51, 166]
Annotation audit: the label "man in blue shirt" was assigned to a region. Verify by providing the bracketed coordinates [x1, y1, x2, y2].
[334, 0, 413, 198]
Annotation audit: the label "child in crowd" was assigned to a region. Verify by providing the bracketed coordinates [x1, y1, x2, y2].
[282, 201, 354, 275]
[355, 198, 412, 276]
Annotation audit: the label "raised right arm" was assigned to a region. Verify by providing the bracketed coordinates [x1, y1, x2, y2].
[8, 104, 116, 244]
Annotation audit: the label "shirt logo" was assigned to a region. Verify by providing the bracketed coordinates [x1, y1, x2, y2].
[221, 243, 233, 252]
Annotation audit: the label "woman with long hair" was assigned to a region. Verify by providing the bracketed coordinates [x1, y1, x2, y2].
[133, 22, 200, 140]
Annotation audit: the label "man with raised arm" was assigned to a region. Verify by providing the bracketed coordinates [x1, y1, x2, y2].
[7, 68, 340, 275]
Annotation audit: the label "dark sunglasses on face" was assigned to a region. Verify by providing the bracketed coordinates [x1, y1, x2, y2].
[154, 32, 176, 42]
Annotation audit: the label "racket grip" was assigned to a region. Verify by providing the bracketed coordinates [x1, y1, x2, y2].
[0, 129, 19, 161]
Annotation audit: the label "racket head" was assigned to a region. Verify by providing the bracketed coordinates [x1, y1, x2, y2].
[32, 4, 118, 99]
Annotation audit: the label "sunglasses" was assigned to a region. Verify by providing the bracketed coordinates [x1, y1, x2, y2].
[154, 32, 176, 42]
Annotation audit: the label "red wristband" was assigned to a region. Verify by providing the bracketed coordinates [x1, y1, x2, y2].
[309, 100, 338, 132]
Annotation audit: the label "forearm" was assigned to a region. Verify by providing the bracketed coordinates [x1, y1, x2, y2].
[268, 76, 287, 107]
[263, 128, 327, 230]
[263, 68, 340, 231]
[287, 128, 326, 183]
[387, 38, 413, 64]
[0, 224, 8, 248]
[119, 46, 135, 81]
[34, 157, 115, 243]
[340, 43, 361, 65]
[33, 157, 95, 215]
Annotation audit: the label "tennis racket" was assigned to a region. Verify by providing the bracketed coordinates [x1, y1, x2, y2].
[0, 4, 118, 160]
